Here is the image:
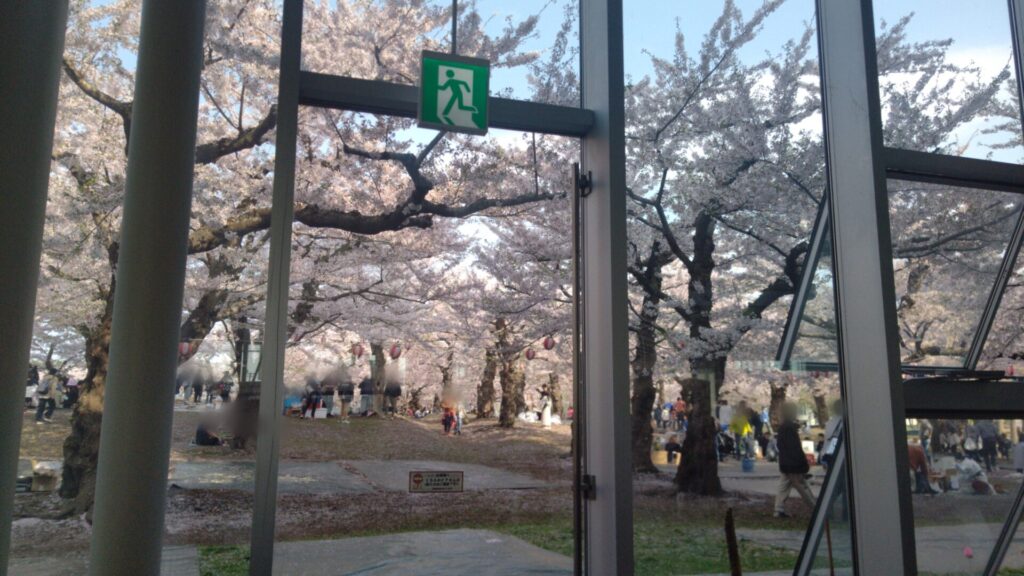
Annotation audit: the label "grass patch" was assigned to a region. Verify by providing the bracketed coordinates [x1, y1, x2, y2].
[499, 517, 802, 575]
[199, 545, 249, 576]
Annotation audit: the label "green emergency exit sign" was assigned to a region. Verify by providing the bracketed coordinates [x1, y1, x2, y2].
[418, 50, 490, 135]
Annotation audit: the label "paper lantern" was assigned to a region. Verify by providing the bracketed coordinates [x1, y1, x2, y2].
[351, 343, 364, 358]
[525, 348, 537, 360]
[390, 343, 402, 359]
[543, 336, 556, 350]
[178, 342, 190, 356]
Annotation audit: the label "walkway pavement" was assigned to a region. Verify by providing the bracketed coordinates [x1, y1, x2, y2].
[7, 546, 198, 576]
[270, 529, 572, 575]
[166, 459, 549, 494]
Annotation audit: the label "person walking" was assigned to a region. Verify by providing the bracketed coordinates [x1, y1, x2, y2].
[977, 419, 999, 472]
[456, 403, 466, 435]
[673, 397, 687, 431]
[540, 386, 553, 429]
[919, 418, 934, 462]
[34, 371, 57, 424]
[191, 374, 203, 405]
[774, 403, 815, 518]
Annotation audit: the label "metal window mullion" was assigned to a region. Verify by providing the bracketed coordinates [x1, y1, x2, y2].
[795, 434, 846, 576]
[776, 194, 830, 367]
[883, 148, 1024, 193]
[298, 73, 596, 137]
[966, 206, 1024, 369]
[249, 0, 303, 574]
[816, 0, 917, 573]
[580, 0, 632, 574]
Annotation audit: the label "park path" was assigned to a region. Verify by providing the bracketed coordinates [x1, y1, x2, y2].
[7, 545, 198, 576]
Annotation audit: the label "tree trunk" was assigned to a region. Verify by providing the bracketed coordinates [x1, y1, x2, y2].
[228, 320, 258, 449]
[370, 342, 386, 413]
[59, 288, 113, 516]
[440, 350, 454, 396]
[769, 382, 788, 431]
[494, 317, 519, 428]
[498, 359, 521, 428]
[812, 392, 830, 427]
[675, 377, 722, 495]
[630, 242, 665, 473]
[631, 290, 661, 473]
[513, 365, 526, 416]
[477, 348, 497, 418]
[548, 372, 563, 417]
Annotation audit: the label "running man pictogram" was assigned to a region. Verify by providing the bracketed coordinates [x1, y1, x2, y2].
[440, 69, 477, 125]
[418, 50, 490, 135]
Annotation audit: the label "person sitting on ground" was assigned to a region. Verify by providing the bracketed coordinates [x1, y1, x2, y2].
[774, 403, 816, 518]
[955, 451, 995, 495]
[195, 415, 223, 446]
[908, 443, 939, 494]
[665, 435, 682, 464]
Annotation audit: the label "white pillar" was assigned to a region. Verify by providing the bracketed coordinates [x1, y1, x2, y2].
[0, 4, 69, 574]
[87, 2, 206, 574]
[580, 0, 633, 573]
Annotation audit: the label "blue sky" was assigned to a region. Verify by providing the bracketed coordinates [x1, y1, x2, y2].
[477, 0, 1016, 92]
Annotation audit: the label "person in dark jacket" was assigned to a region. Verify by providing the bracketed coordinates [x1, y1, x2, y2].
[774, 403, 815, 518]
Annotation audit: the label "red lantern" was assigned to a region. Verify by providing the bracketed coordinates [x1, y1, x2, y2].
[1010, 365, 1016, 377]
[351, 343, 364, 358]
[390, 343, 402, 359]
[543, 336, 556, 350]
[178, 342, 190, 357]
[525, 348, 537, 360]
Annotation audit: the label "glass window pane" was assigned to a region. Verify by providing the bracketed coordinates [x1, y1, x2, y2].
[789, 224, 838, 367]
[267, 110, 579, 572]
[906, 418, 1024, 575]
[301, 0, 580, 106]
[873, 0, 1024, 162]
[980, 260, 1024, 371]
[889, 180, 1023, 367]
[624, 0, 849, 572]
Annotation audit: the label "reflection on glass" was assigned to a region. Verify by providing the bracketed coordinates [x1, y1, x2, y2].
[980, 264, 1024, 371]
[906, 418, 1024, 575]
[301, 0, 580, 106]
[873, 0, 1023, 162]
[889, 180, 1023, 366]
[790, 226, 838, 366]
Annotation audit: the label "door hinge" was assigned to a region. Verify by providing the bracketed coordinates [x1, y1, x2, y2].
[573, 162, 593, 198]
[580, 474, 596, 500]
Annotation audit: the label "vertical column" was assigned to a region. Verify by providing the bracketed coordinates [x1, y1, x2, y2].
[816, 0, 916, 573]
[87, 2, 207, 575]
[0, 4, 69, 574]
[579, 0, 633, 574]
[249, 0, 303, 574]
